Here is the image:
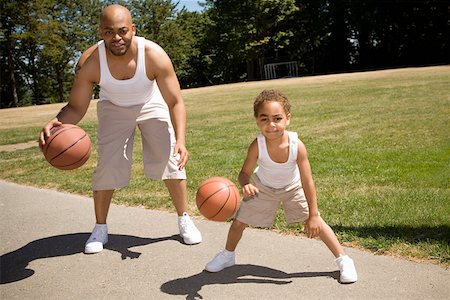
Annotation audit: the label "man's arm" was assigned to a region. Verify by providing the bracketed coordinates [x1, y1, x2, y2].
[39, 46, 98, 148]
[145, 41, 188, 169]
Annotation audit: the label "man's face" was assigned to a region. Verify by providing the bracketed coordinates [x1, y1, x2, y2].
[100, 12, 135, 56]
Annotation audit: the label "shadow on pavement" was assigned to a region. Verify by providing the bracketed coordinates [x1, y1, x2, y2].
[0, 233, 181, 284]
[160, 264, 339, 300]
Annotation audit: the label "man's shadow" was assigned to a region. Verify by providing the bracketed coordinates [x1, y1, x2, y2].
[161, 264, 339, 300]
[0, 233, 181, 284]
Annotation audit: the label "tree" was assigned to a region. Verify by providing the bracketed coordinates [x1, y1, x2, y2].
[348, 0, 449, 69]
[1, 0, 101, 108]
[129, 0, 204, 87]
[1, 0, 20, 107]
[193, 0, 299, 85]
[290, 0, 331, 74]
[38, 0, 102, 103]
[244, 0, 299, 80]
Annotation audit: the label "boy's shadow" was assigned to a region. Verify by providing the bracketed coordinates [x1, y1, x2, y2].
[0, 232, 181, 284]
[161, 264, 339, 300]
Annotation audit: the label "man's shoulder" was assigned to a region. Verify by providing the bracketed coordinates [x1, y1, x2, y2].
[83, 43, 99, 57]
[138, 36, 165, 55]
[75, 43, 98, 69]
[79, 44, 100, 66]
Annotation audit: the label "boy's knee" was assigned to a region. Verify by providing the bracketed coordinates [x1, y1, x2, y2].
[231, 219, 247, 231]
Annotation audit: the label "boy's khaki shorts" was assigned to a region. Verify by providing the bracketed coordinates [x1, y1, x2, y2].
[235, 174, 309, 228]
[92, 100, 186, 191]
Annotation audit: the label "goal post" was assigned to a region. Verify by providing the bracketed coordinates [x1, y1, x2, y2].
[263, 61, 299, 79]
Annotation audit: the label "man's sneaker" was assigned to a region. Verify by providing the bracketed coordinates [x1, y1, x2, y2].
[178, 212, 202, 244]
[84, 224, 108, 254]
[205, 249, 236, 272]
[335, 255, 358, 283]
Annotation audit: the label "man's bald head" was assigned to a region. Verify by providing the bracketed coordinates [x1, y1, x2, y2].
[99, 4, 135, 56]
[100, 4, 133, 27]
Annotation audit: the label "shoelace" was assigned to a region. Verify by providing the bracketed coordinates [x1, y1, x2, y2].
[179, 217, 192, 230]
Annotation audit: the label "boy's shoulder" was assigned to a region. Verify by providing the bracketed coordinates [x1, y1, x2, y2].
[287, 131, 300, 142]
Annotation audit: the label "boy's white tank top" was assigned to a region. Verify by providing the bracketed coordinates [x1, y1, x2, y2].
[98, 36, 169, 120]
[255, 131, 301, 189]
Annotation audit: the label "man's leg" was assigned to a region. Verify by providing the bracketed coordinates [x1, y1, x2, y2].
[94, 189, 114, 223]
[165, 179, 202, 244]
[164, 179, 187, 216]
[84, 190, 114, 254]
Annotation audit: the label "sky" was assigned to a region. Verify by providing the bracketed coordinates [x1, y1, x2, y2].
[176, 0, 205, 12]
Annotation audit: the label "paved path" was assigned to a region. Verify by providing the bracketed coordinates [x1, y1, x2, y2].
[1, 180, 449, 299]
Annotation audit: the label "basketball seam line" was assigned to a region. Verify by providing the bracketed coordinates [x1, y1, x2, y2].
[44, 126, 75, 156]
[54, 143, 91, 168]
[197, 185, 233, 210]
[49, 134, 87, 163]
[199, 185, 239, 220]
[210, 188, 231, 219]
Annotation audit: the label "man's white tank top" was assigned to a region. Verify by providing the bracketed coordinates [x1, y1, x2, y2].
[98, 36, 169, 120]
[255, 131, 301, 189]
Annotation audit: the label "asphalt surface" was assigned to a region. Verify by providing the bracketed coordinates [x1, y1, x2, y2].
[1, 180, 449, 299]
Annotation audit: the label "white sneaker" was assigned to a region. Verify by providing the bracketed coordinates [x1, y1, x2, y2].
[335, 255, 358, 283]
[205, 249, 236, 272]
[178, 212, 202, 244]
[84, 224, 108, 254]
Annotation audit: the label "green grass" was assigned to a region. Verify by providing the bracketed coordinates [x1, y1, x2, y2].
[0, 66, 449, 267]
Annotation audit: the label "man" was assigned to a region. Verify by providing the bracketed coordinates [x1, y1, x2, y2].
[39, 4, 202, 254]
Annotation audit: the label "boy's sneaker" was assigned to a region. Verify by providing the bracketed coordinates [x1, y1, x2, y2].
[178, 212, 202, 245]
[84, 224, 108, 254]
[205, 249, 235, 272]
[335, 255, 358, 283]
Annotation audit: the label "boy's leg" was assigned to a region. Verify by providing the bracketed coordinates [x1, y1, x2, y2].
[225, 219, 248, 251]
[317, 218, 358, 283]
[206, 219, 247, 272]
[317, 218, 345, 257]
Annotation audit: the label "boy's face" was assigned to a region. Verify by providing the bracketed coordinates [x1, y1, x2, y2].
[255, 101, 291, 140]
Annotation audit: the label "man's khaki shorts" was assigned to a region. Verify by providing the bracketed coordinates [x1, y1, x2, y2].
[92, 100, 186, 191]
[235, 174, 309, 228]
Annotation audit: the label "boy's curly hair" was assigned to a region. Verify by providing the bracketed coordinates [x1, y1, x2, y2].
[253, 89, 291, 117]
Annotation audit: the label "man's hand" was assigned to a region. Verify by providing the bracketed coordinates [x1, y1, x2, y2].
[173, 142, 188, 170]
[39, 118, 62, 150]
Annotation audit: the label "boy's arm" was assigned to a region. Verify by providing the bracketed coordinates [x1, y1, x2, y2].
[238, 139, 259, 197]
[297, 139, 321, 238]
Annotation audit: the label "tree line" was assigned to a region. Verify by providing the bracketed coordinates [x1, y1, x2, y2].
[1, 0, 448, 108]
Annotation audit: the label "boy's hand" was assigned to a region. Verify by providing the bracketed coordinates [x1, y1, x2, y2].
[304, 214, 322, 238]
[242, 183, 259, 197]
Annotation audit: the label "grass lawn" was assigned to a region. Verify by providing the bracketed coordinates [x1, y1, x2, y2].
[1, 66, 449, 267]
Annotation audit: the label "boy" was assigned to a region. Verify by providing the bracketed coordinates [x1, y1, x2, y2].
[205, 90, 357, 284]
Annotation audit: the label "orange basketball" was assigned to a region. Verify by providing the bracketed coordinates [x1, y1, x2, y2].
[196, 177, 240, 221]
[43, 124, 92, 170]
